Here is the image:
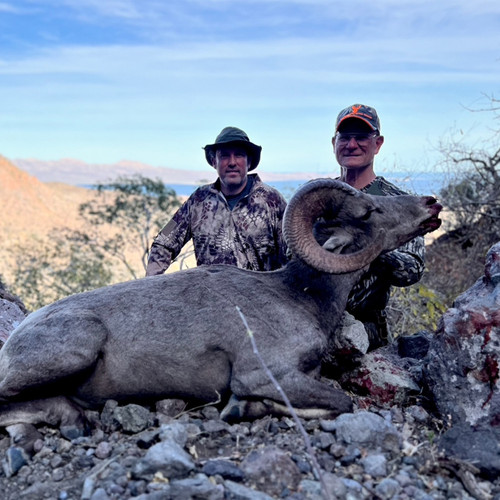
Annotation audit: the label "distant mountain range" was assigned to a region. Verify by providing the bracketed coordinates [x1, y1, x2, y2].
[11, 158, 317, 187]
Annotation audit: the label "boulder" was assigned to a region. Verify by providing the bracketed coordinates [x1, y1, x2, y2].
[424, 241, 500, 427]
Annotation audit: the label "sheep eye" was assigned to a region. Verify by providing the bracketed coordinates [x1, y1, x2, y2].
[359, 210, 372, 221]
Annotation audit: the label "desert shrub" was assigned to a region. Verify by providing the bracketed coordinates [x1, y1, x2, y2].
[11, 229, 113, 311]
[388, 281, 448, 336]
[423, 96, 500, 304]
[9, 175, 182, 309]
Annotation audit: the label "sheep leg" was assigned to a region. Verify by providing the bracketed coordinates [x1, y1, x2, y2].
[221, 394, 343, 422]
[0, 396, 88, 476]
[0, 311, 107, 400]
[0, 396, 89, 436]
[225, 370, 352, 421]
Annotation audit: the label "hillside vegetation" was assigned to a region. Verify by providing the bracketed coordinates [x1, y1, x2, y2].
[0, 156, 193, 303]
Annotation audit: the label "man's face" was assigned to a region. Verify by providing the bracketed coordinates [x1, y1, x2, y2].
[332, 119, 384, 170]
[213, 146, 250, 194]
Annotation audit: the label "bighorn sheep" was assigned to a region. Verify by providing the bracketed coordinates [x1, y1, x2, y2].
[0, 179, 442, 447]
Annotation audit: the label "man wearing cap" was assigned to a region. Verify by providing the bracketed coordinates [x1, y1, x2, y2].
[146, 126, 288, 275]
[332, 104, 426, 350]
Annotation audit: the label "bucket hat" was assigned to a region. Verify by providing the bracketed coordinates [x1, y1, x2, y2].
[204, 127, 262, 171]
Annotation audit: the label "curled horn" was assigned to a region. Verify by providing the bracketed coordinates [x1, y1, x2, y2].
[283, 178, 386, 273]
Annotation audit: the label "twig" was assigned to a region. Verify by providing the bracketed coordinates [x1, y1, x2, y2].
[236, 306, 332, 500]
[438, 457, 491, 500]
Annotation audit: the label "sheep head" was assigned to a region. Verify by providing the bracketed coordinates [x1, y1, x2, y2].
[284, 178, 442, 274]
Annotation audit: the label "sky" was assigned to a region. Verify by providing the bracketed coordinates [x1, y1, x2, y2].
[0, 0, 499, 177]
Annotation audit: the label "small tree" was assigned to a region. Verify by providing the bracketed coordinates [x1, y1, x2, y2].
[424, 95, 500, 303]
[10, 175, 182, 309]
[11, 229, 114, 311]
[79, 175, 181, 278]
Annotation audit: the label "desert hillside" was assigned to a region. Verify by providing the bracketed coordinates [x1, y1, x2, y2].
[0, 156, 193, 288]
[0, 156, 98, 282]
[0, 155, 96, 241]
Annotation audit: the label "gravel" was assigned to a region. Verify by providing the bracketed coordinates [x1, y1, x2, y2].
[0, 396, 498, 500]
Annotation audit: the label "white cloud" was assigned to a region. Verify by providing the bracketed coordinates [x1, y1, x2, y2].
[0, 2, 24, 12]
[0, 32, 496, 86]
[0, 0, 498, 173]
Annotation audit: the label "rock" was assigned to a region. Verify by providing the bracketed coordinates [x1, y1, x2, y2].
[425, 241, 500, 427]
[0, 401, 497, 498]
[100, 399, 120, 431]
[299, 473, 347, 499]
[223, 480, 274, 500]
[5, 423, 42, 457]
[397, 330, 432, 359]
[155, 398, 187, 419]
[159, 422, 189, 447]
[169, 473, 224, 499]
[322, 312, 369, 377]
[335, 311, 370, 355]
[94, 441, 112, 459]
[438, 423, 500, 480]
[340, 351, 420, 408]
[0, 281, 28, 314]
[406, 405, 430, 424]
[132, 439, 195, 479]
[113, 404, 153, 433]
[201, 418, 231, 436]
[0, 298, 26, 346]
[375, 477, 402, 499]
[2, 447, 29, 477]
[360, 453, 387, 477]
[240, 445, 301, 497]
[202, 459, 245, 481]
[329, 410, 401, 453]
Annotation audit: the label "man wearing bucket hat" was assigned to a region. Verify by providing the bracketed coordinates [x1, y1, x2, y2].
[331, 104, 426, 350]
[146, 126, 288, 275]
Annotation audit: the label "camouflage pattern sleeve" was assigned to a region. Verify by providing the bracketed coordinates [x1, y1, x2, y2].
[376, 235, 425, 287]
[145, 201, 193, 276]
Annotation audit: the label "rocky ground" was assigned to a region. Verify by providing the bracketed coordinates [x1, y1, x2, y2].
[0, 394, 498, 500]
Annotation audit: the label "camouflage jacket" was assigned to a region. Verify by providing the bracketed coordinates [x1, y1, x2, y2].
[146, 174, 288, 275]
[346, 176, 425, 317]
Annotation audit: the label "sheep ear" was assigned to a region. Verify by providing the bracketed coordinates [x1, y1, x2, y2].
[322, 233, 352, 253]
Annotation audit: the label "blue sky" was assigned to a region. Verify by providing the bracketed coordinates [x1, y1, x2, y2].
[0, 0, 499, 177]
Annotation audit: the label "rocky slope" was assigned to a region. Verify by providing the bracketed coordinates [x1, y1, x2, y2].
[0, 289, 497, 500]
[0, 156, 193, 288]
[0, 396, 496, 500]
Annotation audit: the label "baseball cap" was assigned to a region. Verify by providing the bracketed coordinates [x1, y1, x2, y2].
[335, 104, 381, 133]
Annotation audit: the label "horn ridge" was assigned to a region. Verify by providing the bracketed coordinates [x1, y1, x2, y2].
[284, 178, 383, 273]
